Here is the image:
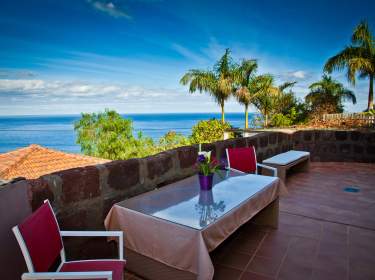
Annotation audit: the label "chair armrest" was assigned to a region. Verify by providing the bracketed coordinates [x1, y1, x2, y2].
[228, 167, 246, 174]
[22, 271, 112, 280]
[60, 231, 122, 237]
[60, 231, 124, 260]
[257, 163, 277, 177]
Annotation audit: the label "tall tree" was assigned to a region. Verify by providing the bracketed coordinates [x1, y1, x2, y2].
[324, 21, 375, 111]
[275, 82, 298, 114]
[252, 78, 296, 127]
[180, 48, 236, 123]
[305, 75, 356, 115]
[233, 59, 258, 128]
[251, 74, 277, 127]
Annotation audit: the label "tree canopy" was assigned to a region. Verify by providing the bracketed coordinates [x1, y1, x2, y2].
[324, 21, 374, 111]
[180, 48, 237, 123]
[305, 75, 356, 116]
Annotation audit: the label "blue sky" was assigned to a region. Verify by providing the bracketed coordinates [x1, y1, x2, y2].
[0, 0, 374, 115]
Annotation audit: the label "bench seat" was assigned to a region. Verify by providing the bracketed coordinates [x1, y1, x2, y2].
[263, 150, 310, 182]
[263, 150, 310, 165]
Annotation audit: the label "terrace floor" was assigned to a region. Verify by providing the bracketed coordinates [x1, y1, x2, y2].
[125, 162, 375, 280]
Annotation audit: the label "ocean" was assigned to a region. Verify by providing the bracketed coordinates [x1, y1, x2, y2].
[0, 113, 253, 154]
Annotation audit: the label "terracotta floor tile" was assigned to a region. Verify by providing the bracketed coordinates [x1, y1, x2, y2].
[348, 245, 375, 262]
[216, 251, 251, 271]
[240, 271, 274, 280]
[277, 261, 313, 280]
[319, 240, 349, 257]
[288, 237, 319, 256]
[247, 256, 281, 278]
[121, 163, 375, 280]
[349, 259, 375, 280]
[213, 265, 242, 280]
[312, 253, 348, 279]
[231, 235, 261, 255]
[256, 243, 288, 261]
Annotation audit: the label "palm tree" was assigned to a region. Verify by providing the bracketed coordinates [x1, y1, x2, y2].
[324, 21, 375, 111]
[305, 75, 356, 114]
[252, 78, 296, 127]
[275, 82, 298, 113]
[233, 59, 258, 128]
[251, 75, 277, 127]
[180, 48, 236, 123]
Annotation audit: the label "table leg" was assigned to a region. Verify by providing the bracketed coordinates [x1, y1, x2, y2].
[251, 198, 279, 229]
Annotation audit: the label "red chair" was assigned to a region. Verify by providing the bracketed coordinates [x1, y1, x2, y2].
[226, 146, 277, 176]
[12, 200, 125, 280]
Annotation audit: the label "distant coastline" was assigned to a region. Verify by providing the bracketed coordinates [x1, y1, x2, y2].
[0, 112, 254, 154]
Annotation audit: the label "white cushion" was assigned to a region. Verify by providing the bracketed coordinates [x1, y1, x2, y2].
[263, 150, 310, 165]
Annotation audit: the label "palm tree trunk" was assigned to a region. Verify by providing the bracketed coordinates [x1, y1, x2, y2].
[264, 113, 268, 127]
[368, 74, 374, 111]
[244, 104, 249, 129]
[220, 100, 225, 123]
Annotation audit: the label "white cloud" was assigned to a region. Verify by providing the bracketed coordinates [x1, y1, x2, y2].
[0, 78, 244, 115]
[171, 43, 208, 65]
[0, 79, 147, 99]
[88, 1, 131, 19]
[290, 70, 306, 79]
[0, 69, 36, 79]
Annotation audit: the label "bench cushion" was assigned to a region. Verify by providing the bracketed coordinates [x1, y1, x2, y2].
[263, 150, 310, 166]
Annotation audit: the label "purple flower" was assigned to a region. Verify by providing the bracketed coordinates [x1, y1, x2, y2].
[198, 154, 206, 163]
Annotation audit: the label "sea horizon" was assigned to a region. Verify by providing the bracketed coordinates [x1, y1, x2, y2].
[0, 112, 255, 154]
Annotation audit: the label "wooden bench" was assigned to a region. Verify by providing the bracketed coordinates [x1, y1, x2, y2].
[262, 150, 310, 183]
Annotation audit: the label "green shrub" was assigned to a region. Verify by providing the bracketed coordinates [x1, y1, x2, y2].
[74, 110, 156, 160]
[75, 110, 193, 160]
[364, 109, 375, 116]
[270, 113, 293, 127]
[158, 131, 190, 151]
[190, 119, 231, 144]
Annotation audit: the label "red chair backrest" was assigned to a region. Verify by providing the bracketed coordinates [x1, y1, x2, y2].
[17, 201, 63, 272]
[227, 146, 257, 173]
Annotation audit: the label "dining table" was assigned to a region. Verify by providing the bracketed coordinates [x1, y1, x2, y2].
[105, 169, 287, 280]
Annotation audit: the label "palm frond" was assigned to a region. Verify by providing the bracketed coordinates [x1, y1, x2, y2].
[341, 89, 357, 104]
[324, 46, 361, 73]
[214, 48, 234, 78]
[179, 70, 217, 93]
[352, 21, 372, 48]
[279, 81, 297, 92]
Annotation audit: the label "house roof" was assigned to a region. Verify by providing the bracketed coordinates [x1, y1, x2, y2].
[0, 144, 110, 180]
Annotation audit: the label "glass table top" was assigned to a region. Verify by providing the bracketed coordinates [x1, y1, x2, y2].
[118, 170, 277, 230]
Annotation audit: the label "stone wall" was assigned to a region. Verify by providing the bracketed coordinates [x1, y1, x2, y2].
[292, 130, 375, 163]
[1, 129, 374, 278]
[21, 131, 295, 230]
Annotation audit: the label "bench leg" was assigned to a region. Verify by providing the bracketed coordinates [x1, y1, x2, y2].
[301, 158, 310, 172]
[292, 158, 310, 173]
[277, 167, 286, 183]
[251, 198, 279, 229]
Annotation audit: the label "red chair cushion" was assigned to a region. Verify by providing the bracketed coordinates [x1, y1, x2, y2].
[227, 146, 257, 173]
[60, 260, 125, 280]
[18, 202, 63, 272]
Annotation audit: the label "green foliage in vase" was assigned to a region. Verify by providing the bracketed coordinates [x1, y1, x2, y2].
[190, 119, 231, 144]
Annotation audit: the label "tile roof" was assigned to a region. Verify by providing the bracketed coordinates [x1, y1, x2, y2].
[0, 144, 110, 180]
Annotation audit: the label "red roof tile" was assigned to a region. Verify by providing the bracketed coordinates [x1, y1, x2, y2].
[0, 144, 110, 180]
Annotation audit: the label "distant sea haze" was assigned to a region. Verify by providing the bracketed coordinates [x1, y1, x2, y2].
[0, 113, 254, 154]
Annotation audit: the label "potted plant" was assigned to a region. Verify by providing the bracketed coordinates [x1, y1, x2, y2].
[196, 151, 221, 190]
